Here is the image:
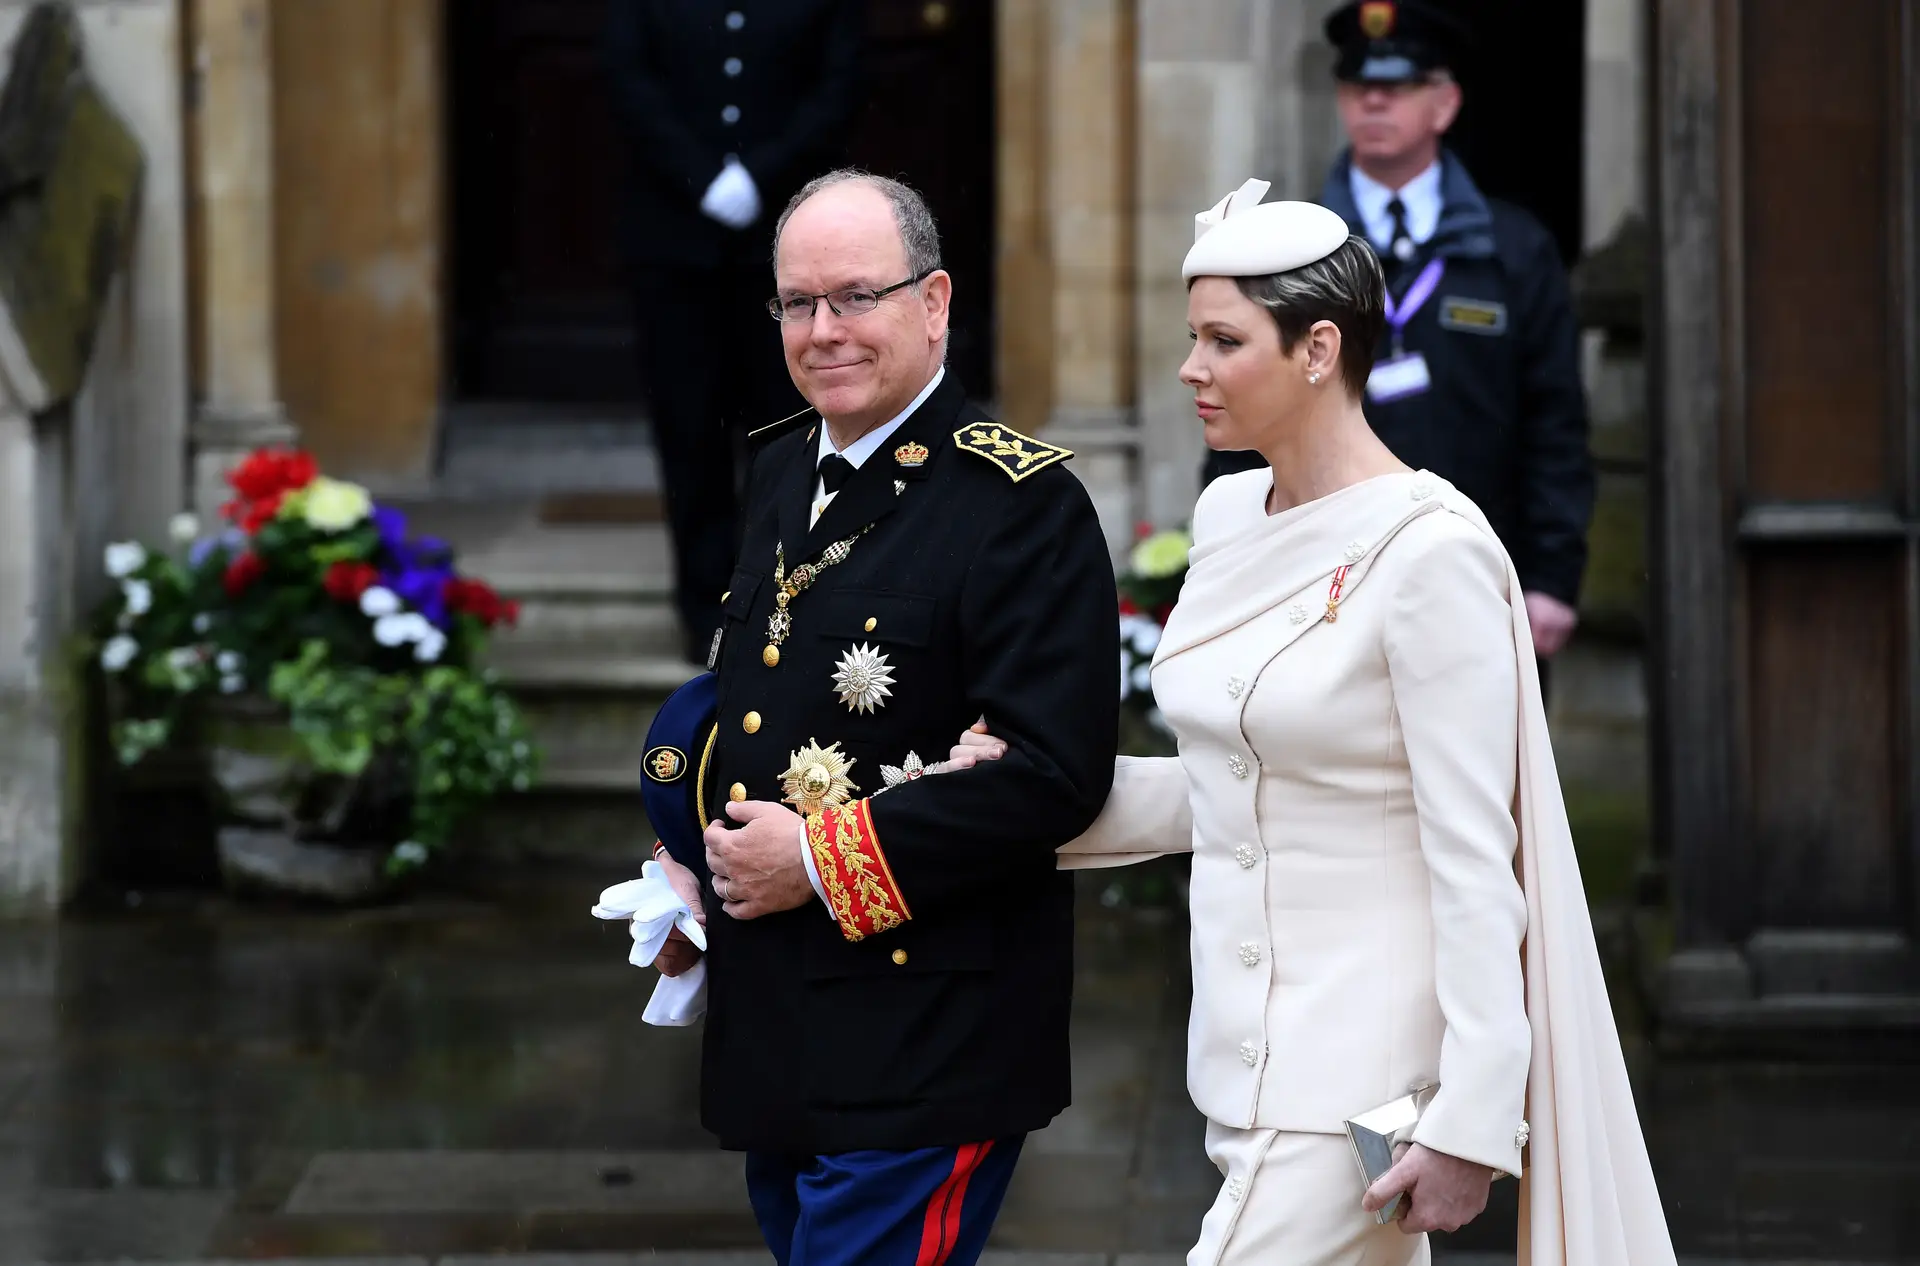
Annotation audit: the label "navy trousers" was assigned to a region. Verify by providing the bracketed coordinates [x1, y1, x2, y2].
[745, 1136, 1026, 1266]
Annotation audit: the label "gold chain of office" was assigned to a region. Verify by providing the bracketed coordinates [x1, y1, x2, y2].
[762, 531, 871, 667]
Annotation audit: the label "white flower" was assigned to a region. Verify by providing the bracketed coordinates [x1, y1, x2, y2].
[373, 611, 430, 647]
[167, 513, 199, 544]
[413, 628, 447, 663]
[122, 579, 153, 616]
[215, 650, 243, 674]
[104, 541, 146, 578]
[1130, 663, 1153, 694]
[359, 586, 401, 618]
[393, 840, 429, 865]
[193, 613, 213, 634]
[165, 646, 199, 672]
[1118, 648, 1132, 700]
[1120, 613, 1162, 655]
[101, 635, 139, 672]
[301, 477, 373, 532]
[220, 674, 246, 695]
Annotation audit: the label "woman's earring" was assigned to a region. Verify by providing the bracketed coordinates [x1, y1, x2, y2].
[1308, 371, 1322, 385]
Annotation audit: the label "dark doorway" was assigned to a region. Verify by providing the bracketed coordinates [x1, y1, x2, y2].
[1435, 0, 1587, 265]
[843, 0, 997, 400]
[447, 0, 638, 401]
[446, 0, 998, 407]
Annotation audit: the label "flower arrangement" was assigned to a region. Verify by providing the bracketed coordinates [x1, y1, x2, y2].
[94, 447, 538, 874]
[1116, 522, 1192, 733]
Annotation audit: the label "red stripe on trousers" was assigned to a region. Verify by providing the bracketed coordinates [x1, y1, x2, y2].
[915, 1140, 994, 1266]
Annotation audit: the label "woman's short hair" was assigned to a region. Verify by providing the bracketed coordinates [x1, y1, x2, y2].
[1226, 236, 1386, 398]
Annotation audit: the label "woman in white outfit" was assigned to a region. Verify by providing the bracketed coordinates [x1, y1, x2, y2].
[952, 181, 1675, 1266]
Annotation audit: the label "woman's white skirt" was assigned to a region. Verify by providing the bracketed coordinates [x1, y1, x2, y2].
[1189, 1121, 1431, 1266]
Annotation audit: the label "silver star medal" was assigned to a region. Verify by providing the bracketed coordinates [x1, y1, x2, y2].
[831, 642, 896, 714]
[878, 750, 953, 794]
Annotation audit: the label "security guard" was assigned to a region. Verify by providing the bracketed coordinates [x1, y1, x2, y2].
[605, 2, 865, 663]
[644, 171, 1119, 1266]
[1204, 0, 1592, 665]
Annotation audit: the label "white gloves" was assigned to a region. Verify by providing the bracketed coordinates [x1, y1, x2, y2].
[700, 159, 761, 230]
[592, 861, 708, 1026]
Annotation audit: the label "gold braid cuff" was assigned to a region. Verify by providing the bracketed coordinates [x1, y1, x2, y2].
[805, 798, 911, 942]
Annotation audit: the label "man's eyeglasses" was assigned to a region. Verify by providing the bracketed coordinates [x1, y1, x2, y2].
[768, 268, 934, 322]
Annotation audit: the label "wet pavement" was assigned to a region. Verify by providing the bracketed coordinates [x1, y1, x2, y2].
[0, 865, 1916, 1264]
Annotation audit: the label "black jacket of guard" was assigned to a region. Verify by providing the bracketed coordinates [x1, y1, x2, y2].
[699, 370, 1121, 1154]
[1204, 150, 1594, 606]
[604, 0, 864, 271]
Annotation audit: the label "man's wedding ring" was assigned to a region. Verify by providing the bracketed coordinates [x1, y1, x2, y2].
[715, 876, 731, 901]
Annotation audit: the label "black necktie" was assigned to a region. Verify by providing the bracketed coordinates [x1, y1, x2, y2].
[1386, 197, 1415, 262]
[817, 453, 855, 495]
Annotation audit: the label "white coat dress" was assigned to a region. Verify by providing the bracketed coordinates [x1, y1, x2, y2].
[1062, 468, 1675, 1266]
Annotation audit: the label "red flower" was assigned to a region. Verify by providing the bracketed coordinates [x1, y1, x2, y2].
[1152, 603, 1175, 626]
[1118, 595, 1141, 616]
[324, 560, 379, 603]
[223, 552, 265, 596]
[443, 577, 518, 628]
[1134, 520, 1155, 541]
[239, 489, 285, 535]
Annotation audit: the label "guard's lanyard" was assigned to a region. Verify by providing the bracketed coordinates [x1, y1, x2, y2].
[1383, 258, 1445, 356]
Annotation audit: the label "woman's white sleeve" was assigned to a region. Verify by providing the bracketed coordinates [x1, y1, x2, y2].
[1385, 517, 1532, 1178]
[1056, 755, 1192, 869]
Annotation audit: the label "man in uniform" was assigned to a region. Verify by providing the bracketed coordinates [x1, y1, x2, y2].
[649, 170, 1120, 1266]
[1203, 0, 1592, 667]
[605, 2, 864, 663]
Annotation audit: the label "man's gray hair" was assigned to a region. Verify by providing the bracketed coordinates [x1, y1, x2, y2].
[773, 168, 943, 279]
[1225, 236, 1387, 398]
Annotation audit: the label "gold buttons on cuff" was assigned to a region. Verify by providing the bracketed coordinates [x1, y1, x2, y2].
[742, 711, 762, 734]
[864, 617, 877, 632]
[891, 949, 909, 965]
[728, 783, 747, 802]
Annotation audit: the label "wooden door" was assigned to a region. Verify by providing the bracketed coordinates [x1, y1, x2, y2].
[1655, 0, 1920, 1033]
[448, 0, 637, 401]
[845, 0, 997, 400]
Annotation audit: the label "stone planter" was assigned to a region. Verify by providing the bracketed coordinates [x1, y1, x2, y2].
[202, 697, 407, 903]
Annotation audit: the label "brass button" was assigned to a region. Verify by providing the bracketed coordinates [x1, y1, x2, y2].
[763, 644, 780, 667]
[728, 783, 747, 802]
[721, 590, 731, 603]
[742, 711, 762, 734]
[891, 948, 908, 965]
[864, 617, 877, 632]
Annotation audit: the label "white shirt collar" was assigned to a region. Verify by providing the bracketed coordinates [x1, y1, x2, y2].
[815, 366, 946, 472]
[1348, 160, 1443, 252]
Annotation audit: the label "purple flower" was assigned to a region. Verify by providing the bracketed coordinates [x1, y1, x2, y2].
[189, 527, 245, 568]
[373, 505, 408, 551]
[386, 562, 454, 628]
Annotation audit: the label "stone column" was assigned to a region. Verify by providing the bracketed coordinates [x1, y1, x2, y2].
[189, 0, 292, 518]
[997, 0, 1138, 558]
[1131, 0, 1344, 532]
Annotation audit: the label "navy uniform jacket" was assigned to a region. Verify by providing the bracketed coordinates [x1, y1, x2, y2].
[700, 370, 1120, 1154]
[1204, 151, 1594, 606]
[604, 0, 863, 270]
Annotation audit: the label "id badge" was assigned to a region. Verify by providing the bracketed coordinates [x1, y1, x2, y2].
[1367, 352, 1432, 403]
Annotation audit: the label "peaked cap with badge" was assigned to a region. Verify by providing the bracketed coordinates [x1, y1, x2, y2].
[686, 367, 1120, 1157]
[1323, 0, 1470, 84]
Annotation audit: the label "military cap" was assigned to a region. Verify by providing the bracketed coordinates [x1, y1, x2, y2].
[1324, 0, 1469, 84]
[640, 670, 718, 881]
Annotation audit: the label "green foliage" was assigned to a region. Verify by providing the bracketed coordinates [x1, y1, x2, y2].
[267, 641, 539, 874]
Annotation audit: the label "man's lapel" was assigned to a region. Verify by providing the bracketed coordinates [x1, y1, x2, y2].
[803, 371, 963, 558]
[775, 420, 821, 572]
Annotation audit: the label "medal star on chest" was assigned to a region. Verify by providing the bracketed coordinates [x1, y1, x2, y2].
[831, 642, 896, 714]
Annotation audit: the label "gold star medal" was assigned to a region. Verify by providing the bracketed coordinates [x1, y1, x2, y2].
[831, 643, 895, 714]
[780, 739, 859, 817]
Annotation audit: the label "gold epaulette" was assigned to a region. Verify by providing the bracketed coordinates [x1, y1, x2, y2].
[952, 422, 1073, 483]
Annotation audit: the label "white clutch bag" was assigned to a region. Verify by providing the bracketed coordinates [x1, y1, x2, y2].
[1343, 1080, 1438, 1225]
